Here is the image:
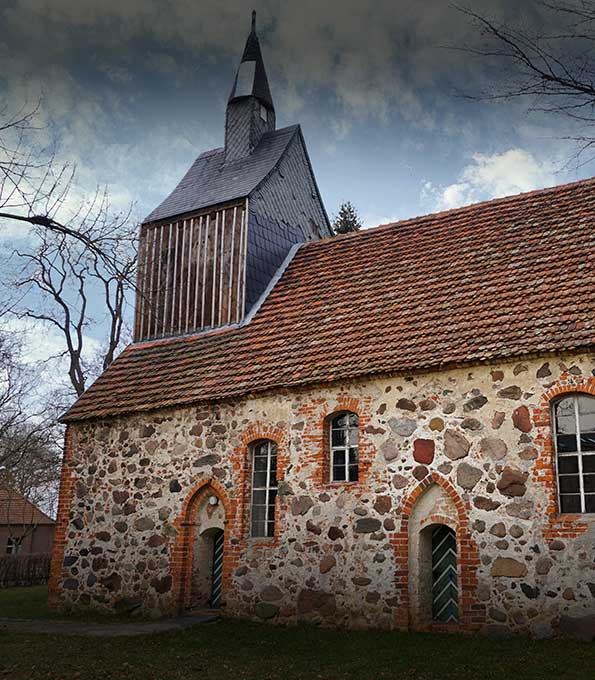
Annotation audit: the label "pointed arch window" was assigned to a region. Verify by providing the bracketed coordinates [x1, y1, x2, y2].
[250, 440, 278, 537]
[330, 412, 359, 482]
[553, 394, 595, 513]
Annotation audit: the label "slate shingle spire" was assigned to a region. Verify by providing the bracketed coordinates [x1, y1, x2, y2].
[225, 11, 276, 162]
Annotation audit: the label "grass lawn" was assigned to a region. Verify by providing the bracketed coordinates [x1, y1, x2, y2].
[1, 588, 593, 680]
[0, 585, 54, 619]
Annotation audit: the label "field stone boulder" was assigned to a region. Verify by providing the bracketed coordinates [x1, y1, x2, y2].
[255, 602, 279, 619]
[497, 386, 522, 400]
[261, 585, 283, 602]
[380, 439, 399, 462]
[461, 418, 483, 431]
[480, 437, 508, 461]
[320, 555, 336, 574]
[497, 467, 528, 497]
[297, 589, 337, 617]
[512, 406, 532, 432]
[291, 496, 314, 516]
[100, 572, 122, 592]
[388, 417, 417, 437]
[355, 518, 382, 534]
[457, 462, 482, 490]
[396, 398, 416, 412]
[491, 557, 528, 578]
[464, 396, 488, 411]
[413, 439, 435, 464]
[444, 429, 471, 460]
[556, 615, 595, 642]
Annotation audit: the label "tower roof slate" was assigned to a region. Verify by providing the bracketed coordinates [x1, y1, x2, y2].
[143, 125, 298, 224]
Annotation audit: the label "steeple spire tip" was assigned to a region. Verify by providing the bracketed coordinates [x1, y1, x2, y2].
[251, 10, 256, 33]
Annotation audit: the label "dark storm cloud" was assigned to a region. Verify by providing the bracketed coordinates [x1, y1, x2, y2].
[0, 0, 586, 229]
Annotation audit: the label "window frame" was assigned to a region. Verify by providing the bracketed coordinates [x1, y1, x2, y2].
[329, 411, 359, 484]
[552, 393, 595, 514]
[249, 439, 278, 538]
[6, 536, 22, 555]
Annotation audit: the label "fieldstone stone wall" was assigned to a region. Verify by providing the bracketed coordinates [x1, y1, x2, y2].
[50, 353, 595, 638]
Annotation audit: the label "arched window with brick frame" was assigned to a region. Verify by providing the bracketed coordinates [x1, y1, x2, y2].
[329, 411, 359, 482]
[249, 439, 278, 537]
[552, 393, 595, 514]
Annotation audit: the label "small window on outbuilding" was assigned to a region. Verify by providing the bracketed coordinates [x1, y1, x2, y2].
[250, 440, 278, 537]
[330, 412, 359, 482]
[553, 394, 595, 513]
[259, 103, 268, 122]
[6, 536, 22, 555]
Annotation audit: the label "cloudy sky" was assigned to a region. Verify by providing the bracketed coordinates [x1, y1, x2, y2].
[0, 0, 591, 372]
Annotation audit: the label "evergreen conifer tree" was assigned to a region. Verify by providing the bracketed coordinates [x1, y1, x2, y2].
[332, 201, 362, 235]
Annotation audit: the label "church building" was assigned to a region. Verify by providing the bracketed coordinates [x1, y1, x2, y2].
[49, 14, 595, 639]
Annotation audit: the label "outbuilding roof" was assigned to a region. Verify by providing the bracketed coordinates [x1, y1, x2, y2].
[0, 485, 55, 526]
[65, 176, 595, 422]
[144, 125, 298, 223]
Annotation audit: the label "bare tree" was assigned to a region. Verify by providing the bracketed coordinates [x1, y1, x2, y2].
[13, 222, 136, 398]
[456, 1, 595, 163]
[0, 102, 127, 268]
[0, 332, 60, 524]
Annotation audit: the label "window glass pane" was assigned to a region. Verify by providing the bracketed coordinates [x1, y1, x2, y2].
[253, 470, 268, 488]
[269, 456, 277, 484]
[555, 398, 576, 434]
[333, 466, 346, 482]
[580, 433, 595, 452]
[333, 449, 346, 466]
[254, 441, 269, 457]
[251, 520, 265, 537]
[583, 456, 595, 474]
[348, 447, 358, 465]
[348, 426, 359, 447]
[254, 454, 268, 471]
[331, 428, 346, 447]
[558, 456, 578, 474]
[560, 494, 581, 513]
[578, 395, 595, 432]
[557, 434, 578, 453]
[559, 475, 580, 494]
[348, 465, 359, 482]
[267, 503, 276, 522]
[333, 414, 348, 428]
[348, 413, 359, 428]
[252, 490, 266, 505]
[266, 521, 275, 537]
[585, 494, 595, 513]
[583, 475, 595, 493]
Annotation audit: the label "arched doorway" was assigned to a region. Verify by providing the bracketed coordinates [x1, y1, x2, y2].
[430, 525, 458, 623]
[407, 484, 460, 629]
[186, 489, 225, 611]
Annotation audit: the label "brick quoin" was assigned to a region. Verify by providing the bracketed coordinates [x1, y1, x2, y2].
[48, 425, 76, 609]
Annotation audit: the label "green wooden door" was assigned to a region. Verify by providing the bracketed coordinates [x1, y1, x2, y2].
[431, 525, 458, 622]
[210, 529, 224, 607]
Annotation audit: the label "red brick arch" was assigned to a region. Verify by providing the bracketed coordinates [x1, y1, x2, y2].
[391, 472, 484, 632]
[170, 477, 234, 613]
[297, 395, 375, 487]
[234, 422, 290, 545]
[532, 375, 593, 543]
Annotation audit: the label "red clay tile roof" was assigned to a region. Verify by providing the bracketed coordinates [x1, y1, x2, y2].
[64, 177, 595, 422]
[0, 485, 55, 525]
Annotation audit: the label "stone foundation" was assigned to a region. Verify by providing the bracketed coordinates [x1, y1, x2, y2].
[49, 353, 595, 639]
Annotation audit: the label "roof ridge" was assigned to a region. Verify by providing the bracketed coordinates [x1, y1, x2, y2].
[310, 174, 595, 247]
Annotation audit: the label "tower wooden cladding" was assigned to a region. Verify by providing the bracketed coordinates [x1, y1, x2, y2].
[134, 200, 247, 341]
